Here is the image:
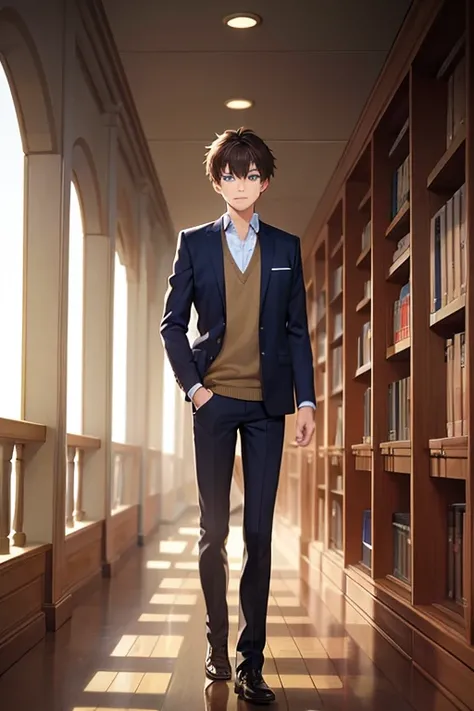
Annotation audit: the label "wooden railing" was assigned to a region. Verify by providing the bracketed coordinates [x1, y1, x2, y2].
[0, 418, 47, 555]
[65, 434, 101, 529]
[111, 442, 141, 513]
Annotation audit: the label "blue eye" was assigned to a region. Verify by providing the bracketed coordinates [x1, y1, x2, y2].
[248, 174, 260, 181]
[222, 175, 234, 182]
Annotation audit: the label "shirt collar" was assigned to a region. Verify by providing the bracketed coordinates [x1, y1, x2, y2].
[222, 211, 260, 234]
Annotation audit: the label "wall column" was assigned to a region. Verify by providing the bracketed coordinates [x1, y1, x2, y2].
[127, 192, 151, 538]
[82, 232, 114, 522]
[22, 153, 71, 629]
[101, 108, 119, 571]
[21, 0, 76, 631]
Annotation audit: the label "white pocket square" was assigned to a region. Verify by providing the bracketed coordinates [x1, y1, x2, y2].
[271, 267, 291, 271]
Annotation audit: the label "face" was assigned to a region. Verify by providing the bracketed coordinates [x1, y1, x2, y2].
[213, 162, 269, 211]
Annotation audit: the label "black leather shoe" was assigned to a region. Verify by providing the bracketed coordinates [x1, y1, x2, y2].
[205, 643, 232, 681]
[234, 669, 275, 704]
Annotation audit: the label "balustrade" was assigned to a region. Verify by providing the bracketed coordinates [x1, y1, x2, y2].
[111, 442, 141, 513]
[0, 418, 47, 555]
[65, 434, 101, 529]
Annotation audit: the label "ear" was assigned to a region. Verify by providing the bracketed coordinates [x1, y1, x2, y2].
[260, 178, 269, 194]
[212, 180, 222, 195]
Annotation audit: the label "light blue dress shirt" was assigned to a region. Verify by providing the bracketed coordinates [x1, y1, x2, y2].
[188, 212, 315, 410]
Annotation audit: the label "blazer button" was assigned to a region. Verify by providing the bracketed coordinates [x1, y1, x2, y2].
[217, 337, 221, 344]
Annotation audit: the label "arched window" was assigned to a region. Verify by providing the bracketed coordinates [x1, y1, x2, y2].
[112, 249, 128, 443]
[66, 181, 85, 434]
[0, 62, 24, 420]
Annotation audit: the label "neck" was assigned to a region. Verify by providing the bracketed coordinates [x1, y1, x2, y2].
[226, 204, 255, 241]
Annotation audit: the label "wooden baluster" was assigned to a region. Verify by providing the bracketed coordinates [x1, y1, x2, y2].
[0, 443, 14, 554]
[134, 450, 141, 506]
[66, 446, 75, 528]
[121, 452, 128, 507]
[74, 447, 85, 522]
[12, 444, 26, 547]
[122, 452, 131, 507]
[113, 452, 122, 510]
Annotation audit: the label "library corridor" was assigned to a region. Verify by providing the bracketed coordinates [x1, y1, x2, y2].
[1, 0, 474, 710]
[0, 508, 414, 711]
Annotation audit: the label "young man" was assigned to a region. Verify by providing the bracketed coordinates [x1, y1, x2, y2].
[160, 127, 315, 704]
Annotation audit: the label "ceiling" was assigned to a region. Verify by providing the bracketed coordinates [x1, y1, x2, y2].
[103, 0, 413, 240]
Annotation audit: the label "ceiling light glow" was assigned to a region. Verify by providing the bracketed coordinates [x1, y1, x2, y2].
[224, 13, 262, 29]
[225, 98, 254, 110]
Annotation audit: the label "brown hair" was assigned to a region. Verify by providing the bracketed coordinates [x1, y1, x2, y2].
[204, 127, 276, 183]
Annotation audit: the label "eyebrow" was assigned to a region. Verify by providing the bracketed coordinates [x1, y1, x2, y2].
[222, 170, 260, 175]
[221, 169, 261, 177]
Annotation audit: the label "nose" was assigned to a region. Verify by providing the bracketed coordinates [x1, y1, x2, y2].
[237, 178, 245, 191]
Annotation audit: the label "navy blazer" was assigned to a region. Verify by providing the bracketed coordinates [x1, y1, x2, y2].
[160, 216, 316, 417]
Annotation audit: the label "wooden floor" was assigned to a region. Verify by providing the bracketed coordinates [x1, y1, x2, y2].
[0, 508, 415, 710]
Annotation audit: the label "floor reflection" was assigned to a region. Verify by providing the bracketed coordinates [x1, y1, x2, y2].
[0, 507, 412, 711]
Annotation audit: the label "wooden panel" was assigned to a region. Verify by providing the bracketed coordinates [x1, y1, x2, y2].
[0, 577, 44, 639]
[0, 546, 49, 599]
[321, 550, 345, 591]
[412, 665, 471, 711]
[143, 493, 161, 537]
[0, 547, 48, 673]
[345, 574, 413, 657]
[413, 631, 474, 710]
[109, 504, 139, 564]
[64, 522, 103, 595]
[0, 613, 44, 677]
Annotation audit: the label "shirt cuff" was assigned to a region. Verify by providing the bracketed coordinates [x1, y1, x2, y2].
[188, 383, 203, 400]
[298, 401, 316, 409]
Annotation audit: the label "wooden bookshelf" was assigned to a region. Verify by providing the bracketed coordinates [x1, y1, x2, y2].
[299, 1, 474, 709]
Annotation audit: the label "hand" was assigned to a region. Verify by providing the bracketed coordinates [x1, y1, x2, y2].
[193, 387, 214, 410]
[295, 406, 315, 447]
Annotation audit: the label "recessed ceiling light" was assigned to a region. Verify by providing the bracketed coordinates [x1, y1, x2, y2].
[225, 98, 254, 110]
[223, 13, 262, 29]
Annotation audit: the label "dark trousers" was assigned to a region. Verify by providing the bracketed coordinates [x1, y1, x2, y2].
[192, 393, 285, 672]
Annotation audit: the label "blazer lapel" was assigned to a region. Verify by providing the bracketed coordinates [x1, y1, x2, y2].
[207, 217, 226, 311]
[258, 222, 275, 314]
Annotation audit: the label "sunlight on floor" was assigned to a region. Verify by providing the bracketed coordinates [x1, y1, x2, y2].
[84, 671, 172, 694]
[145, 560, 171, 569]
[138, 612, 190, 623]
[77, 513, 347, 709]
[110, 635, 184, 658]
[150, 593, 197, 605]
[159, 540, 188, 554]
